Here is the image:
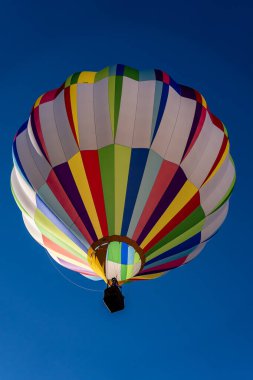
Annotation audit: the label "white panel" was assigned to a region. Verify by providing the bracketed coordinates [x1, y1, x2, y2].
[93, 78, 113, 148]
[115, 77, 139, 147]
[200, 156, 235, 215]
[27, 128, 51, 179]
[11, 168, 37, 217]
[151, 86, 181, 158]
[132, 80, 156, 148]
[105, 262, 121, 281]
[181, 113, 224, 187]
[184, 242, 206, 263]
[39, 101, 66, 166]
[201, 201, 229, 241]
[133, 262, 141, 276]
[23, 213, 43, 245]
[15, 130, 46, 190]
[53, 90, 79, 160]
[27, 118, 44, 158]
[78, 84, 98, 150]
[165, 97, 197, 164]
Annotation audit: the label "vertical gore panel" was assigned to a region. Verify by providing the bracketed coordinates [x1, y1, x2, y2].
[121, 149, 149, 235]
[98, 145, 115, 235]
[53, 162, 97, 241]
[114, 145, 131, 235]
[81, 151, 109, 236]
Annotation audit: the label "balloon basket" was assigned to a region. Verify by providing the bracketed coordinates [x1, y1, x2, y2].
[103, 285, 125, 313]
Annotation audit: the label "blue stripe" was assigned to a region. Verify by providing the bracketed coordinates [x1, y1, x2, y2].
[151, 83, 169, 143]
[36, 195, 88, 252]
[147, 233, 201, 265]
[12, 139, 31, 187]
[121, 242, 128, 264]
[121, 149, 149, 235]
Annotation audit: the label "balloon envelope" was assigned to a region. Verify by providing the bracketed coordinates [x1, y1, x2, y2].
[11, 64, 236, 284]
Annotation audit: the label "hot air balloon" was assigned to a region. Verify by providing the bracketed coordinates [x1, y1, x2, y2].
[11, 64, 235, 312]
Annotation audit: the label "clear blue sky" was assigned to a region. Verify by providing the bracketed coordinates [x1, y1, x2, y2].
[0, 1, 252, 379]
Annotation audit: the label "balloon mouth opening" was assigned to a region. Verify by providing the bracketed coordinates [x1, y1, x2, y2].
[87, 235, 145, 284]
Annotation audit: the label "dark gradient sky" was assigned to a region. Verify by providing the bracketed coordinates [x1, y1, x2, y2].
[1, 1, 252, 379]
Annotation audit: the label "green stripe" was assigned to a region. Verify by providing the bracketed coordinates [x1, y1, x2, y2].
[211, 175, 236, 214]
[34, 210, 87, 260]
[147, 219, 205, 262]
[98, 145, 115, 234]
[65, 75, 72, 87]
[95, 67, 109, 82]
[146, 206, 205, 257]
[107, 242, 121, 263]
[114, 75, 123, 136]
[124, 66, 139, 81]
[121, 264, 127, 281]
[126, 264, 134, 279]
[71, 72, 81, 85]
[11, 186, 28, 216]
[134, 252, 140, 264]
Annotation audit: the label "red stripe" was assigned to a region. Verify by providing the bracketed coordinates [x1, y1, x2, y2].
[162, 72, 170, 84]
[64, 87, 79, 145]
[46, 170, 93, 244]
[132, 161, 178, 241]
[210, 112, 224, 132]
[40, 88, 59, 105]
[81, 150, 109, 236]
[202, 135, 228, 185]
[140, 257, 186, 274]
[143, 192, 200, 253]
[195, 90, 203, 104]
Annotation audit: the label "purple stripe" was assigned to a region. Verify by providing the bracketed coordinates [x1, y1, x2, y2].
[181, 101, 202, 161]
[57, 258, 93, 274]
[137, 168, 187, 245]
[53, 163, 97, 241]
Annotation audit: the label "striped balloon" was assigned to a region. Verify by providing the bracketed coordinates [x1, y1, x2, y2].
[11, 64, 236, 284]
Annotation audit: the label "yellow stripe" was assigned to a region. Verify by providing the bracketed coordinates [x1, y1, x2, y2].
[68, 153, 103, 239]
[140, 181, 198, 249]
[133, 272, 165, 280]
[78, 71, 96, 84]
[88, 254, 107, 282]
[34, 94, 43, 109]
[70, 84, 79, 145]
[34, 209, 86, 259]
[114, 145, 131, 235]
[201, 95, 207, 109]
[204, 141, 230, 185]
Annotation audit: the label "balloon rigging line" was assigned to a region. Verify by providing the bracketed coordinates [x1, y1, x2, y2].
[45, 251, 103, 293]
